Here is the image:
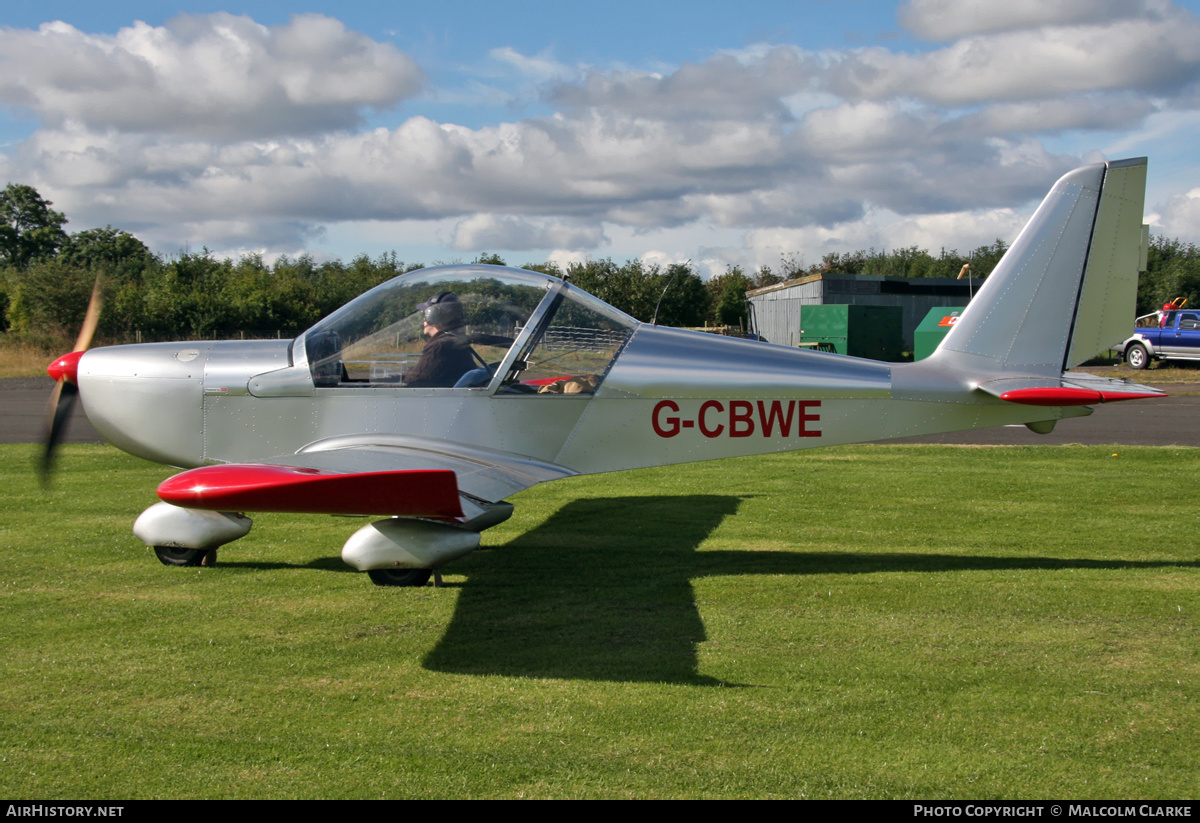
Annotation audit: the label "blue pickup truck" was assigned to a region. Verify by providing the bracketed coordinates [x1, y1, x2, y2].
[1120, 310, 1200, 369]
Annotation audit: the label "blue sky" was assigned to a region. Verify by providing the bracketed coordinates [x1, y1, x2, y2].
[3, 0, 1200, 275]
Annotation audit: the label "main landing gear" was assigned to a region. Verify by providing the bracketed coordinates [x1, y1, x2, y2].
[133, 501, 513, 587]
[366, 568, 433, 587]
[154, 547, 218, 567]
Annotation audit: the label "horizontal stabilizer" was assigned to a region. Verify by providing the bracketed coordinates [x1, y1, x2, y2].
[158, 464, 464, 518]
[978, 373, 1164, 406]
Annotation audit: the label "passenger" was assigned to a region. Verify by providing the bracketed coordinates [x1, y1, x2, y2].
[404, 292, 479, 388]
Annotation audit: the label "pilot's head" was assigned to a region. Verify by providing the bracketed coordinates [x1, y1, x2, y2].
[417, 291, 465, 334]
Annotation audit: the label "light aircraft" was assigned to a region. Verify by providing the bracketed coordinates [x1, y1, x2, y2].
[43, 158, 1163, 587]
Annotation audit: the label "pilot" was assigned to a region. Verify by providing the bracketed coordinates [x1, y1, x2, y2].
[403, 291, 479, 388]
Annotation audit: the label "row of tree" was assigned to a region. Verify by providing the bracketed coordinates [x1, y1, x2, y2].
[2, 182, 1197, 347]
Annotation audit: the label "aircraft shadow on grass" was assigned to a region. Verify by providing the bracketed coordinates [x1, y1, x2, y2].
[419, 494, 1200, 685]
[215, 557, 362, 573]
[423, 495, 742, 686]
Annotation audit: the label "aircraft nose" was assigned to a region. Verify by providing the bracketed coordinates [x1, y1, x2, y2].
[47, 351, 84, 383]
[76, 344, 207, 467]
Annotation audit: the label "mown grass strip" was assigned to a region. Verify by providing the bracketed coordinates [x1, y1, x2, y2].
[1, 444, 1196, 798]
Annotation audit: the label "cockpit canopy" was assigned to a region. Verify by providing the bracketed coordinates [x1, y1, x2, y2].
[299, 265, 637, 394]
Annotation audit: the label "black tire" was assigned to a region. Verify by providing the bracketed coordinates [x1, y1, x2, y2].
[367, 568, 432, 587]
[1125, 343, 1151, 370]
[154, 547, 215, 567]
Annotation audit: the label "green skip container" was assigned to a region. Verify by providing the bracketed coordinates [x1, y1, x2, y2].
[798, 305, 905, 361]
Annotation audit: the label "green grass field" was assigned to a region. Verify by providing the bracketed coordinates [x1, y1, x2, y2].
[1, 443, 1197, 799]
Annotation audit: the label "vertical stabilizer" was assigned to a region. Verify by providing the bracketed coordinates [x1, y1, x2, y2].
[936, 158, 1147, 377]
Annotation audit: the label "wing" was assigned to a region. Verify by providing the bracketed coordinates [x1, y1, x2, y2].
[158, 464, 466, 518]
[157, 434, 577, 526]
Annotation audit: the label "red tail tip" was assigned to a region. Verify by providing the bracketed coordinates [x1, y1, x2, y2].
[47, 351, 84, 383]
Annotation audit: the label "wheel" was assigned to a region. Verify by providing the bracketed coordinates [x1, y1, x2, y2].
[367, 568, 432, 587]
[154, 547, 216, 567]
[1125, 343, 1150, 370]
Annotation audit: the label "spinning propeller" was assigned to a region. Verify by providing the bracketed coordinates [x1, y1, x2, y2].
[40, 277, 102, 487]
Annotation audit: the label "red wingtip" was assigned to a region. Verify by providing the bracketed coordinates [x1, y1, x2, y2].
[158, 464, 464, 518]
[47, 351, 84, 384]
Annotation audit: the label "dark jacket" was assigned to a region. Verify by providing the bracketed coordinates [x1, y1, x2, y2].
[404, 329, 477, 388]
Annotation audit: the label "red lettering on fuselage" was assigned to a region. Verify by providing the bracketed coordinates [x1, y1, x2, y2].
[652, 400, 681, 437]
[729, 401, 754, 437]
[796, 401, 821, 437]
[757, 400, 794, 436]
[699, 400, 724, 437]
[651, 400, 822, 439]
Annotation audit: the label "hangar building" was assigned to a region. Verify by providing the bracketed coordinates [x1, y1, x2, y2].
[746, 273, 973, 352]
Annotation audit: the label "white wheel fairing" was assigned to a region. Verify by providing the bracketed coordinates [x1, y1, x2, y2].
[133, 502, 252, 550]
[341, 518, 480, 571]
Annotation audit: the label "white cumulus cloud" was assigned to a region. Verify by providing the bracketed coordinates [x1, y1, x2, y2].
[898, 0, 1161, 40]
[0, 13, 424, 140]
[829, 12, 1200, 105]
[1148, 187, 1200, 239]
[451, 214, 607, 251]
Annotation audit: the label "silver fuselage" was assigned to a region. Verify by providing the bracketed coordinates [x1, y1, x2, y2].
[77, 324, 1082, 480]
